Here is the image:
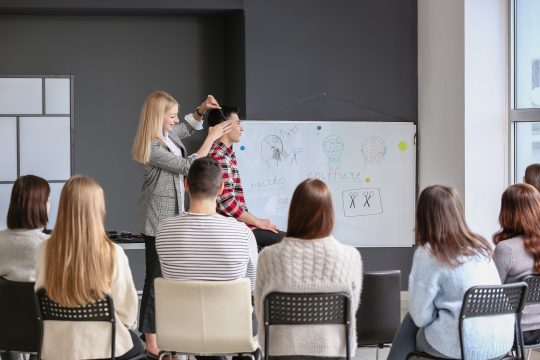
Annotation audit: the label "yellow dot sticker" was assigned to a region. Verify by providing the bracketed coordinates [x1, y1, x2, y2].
[365, 177, 371, 183]
[398, 141, 408, 151]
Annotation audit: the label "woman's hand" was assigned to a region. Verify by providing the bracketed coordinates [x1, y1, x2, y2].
[208, 121, 232, 142]
[199, 95, 221, 114]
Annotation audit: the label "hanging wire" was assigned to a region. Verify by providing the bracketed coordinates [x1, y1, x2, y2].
[247, 91, 410, 122]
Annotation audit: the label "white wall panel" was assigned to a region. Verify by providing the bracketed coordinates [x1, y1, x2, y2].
[45, 78, 70, 114]
[0, 78, 42, 114]
[0, 117, 17, 181]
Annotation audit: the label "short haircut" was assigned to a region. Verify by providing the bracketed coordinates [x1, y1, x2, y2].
[186, 157, 223, 199]
[287, 178, 334, 239]
[7, 175, 50, 229]
[207, 105, 240, 127]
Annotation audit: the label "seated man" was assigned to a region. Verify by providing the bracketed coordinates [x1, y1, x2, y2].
[207, 106, 285, 249]
[156, 157, 259, 360]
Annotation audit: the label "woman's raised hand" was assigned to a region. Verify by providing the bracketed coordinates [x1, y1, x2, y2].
[208, 121, 232, 142]
[199, 95, 221, 114]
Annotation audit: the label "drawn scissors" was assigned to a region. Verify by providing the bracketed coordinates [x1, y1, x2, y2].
[363, 191, 374, 207]
[349, 192, 358, 208]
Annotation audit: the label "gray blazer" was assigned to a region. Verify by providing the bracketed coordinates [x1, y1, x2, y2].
[138, 119, 199, 236]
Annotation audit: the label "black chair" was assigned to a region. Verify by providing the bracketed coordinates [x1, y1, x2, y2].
[263, 292, 351, 360]
[519, 274, 540, 359]
[407, 282, 529, 360]
[0, 278, 41, 359]
[35, 288, 145, 360]
[356, 270, 401, 360]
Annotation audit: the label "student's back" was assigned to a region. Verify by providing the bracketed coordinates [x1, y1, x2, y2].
[0, 175, 50, 282]
[494, 183, 540, 343]
[388, 185, 514, 360]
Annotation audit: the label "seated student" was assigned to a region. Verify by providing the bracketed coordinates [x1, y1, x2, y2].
[156, 157, 259, 360]
[255, 178, 363, 359]
[0, 175, 49, 360]
[0, 175, 50, 281]
[387, 185, 514, 360]
[34, 176, 144, 360]
[494, 183, 540, 345]
[524, 163, 540, 193]
[206, 106, 285, 249]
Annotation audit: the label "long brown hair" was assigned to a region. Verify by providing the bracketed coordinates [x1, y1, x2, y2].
[415, 185, 492, 266]
[287, 178, 334, 239]
[494, 183, 540, 272]
[132, 90, 178, 164]
[524, 164, 540, 193]
[45, 176, 115, 306]
[7, 175, 50, 229]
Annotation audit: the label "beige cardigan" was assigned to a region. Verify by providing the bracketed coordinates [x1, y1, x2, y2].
[255, 235, 363, 357]
[35, 241, 138, 360]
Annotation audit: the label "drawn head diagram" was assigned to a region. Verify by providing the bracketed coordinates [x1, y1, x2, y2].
[322, 135, 345, 164]
[261, 135, 289, 167]
[361, 135, 386, 165]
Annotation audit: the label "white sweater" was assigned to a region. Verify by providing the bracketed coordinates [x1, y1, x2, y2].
[35, 240, 139, 360]
[255, 235, 363, 357]
[0, 228, 48, 281]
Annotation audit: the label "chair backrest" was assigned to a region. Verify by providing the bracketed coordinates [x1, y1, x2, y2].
[0, 278, 41, 353]
[356, 270, 401, 346]
[154, 277, 257, 355]
[459, 282, 528, 360]
[263, 292, 351, 360]
[521, 274, 540, 304]
[35, 288, 116, 359]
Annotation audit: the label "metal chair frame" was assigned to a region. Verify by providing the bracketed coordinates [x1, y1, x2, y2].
[519, 274, 540, 360]
[407, 282, 528, 360]
[263, 292, 351, 360]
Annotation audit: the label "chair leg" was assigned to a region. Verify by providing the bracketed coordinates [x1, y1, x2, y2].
[527, 349, 531, 360]
[375, 346, 379, 360]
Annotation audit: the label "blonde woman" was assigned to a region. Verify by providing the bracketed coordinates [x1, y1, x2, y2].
[132, 90, 231, 357]
[34, 176, 143, 359]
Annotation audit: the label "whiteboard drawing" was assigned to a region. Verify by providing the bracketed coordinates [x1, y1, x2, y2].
[290, 146, 303, 165]
[322, 135, 344, 164]
[260, 135, 289, 168]
[361, 135, 386, 165]
[342, 188, 383, 217]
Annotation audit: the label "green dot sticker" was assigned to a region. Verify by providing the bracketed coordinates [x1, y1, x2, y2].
[317, 125, 322, 130]
[398, 141, 408, 151]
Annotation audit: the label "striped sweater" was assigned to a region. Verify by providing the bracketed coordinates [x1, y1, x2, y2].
[155, 212, 257, 291]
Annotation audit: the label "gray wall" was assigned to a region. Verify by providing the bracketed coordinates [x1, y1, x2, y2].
[0, 0, 417, 288]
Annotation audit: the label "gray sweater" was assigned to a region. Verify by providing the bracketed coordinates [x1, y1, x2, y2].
[255, 235, 362, 357]
[494, 236, 540, 331]
[0, 228, 48, 282]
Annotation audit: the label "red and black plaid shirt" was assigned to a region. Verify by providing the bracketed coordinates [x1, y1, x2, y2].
[209, 141, 249, 219]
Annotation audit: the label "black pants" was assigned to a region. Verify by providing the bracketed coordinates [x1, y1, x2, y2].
[252, 229, 285, 250]
[523, 328, 540, 345]
[95, 329, 145, 360]
[138, 235, 162, 333]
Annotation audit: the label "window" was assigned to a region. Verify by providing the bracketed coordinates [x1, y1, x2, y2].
[511, 0, 540, 181]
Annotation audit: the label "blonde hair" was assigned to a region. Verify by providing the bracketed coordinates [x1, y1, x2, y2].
[45, 176, 115, 307]
[132, 90, 179, 164]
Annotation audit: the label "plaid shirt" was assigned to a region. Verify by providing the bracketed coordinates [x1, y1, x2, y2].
[209, 141, 249, 219]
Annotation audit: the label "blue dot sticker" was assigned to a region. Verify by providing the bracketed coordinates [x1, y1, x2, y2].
[240, 145, 246, 151]
[317, 125, 322, 130]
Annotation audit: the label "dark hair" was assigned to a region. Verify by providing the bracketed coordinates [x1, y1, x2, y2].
[415, 185, 492, 266]
[186, 157, 223, 199]
[207, 105, 239, 127]
[525, 164, 540, 193]
[7, 175, 50, 229]
[494, 183, 540, 272]
[287, 178, 334, 239]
